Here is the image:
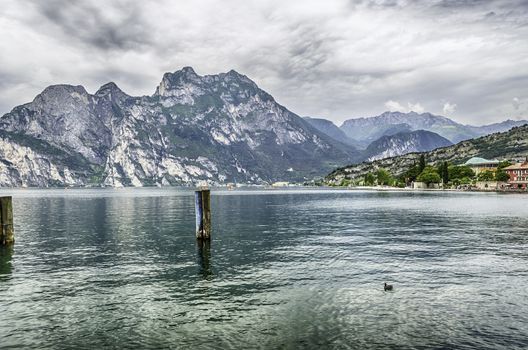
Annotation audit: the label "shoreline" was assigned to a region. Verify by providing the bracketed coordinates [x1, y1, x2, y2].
[0, 185, 526, 194]
[334, 185, 528, 194]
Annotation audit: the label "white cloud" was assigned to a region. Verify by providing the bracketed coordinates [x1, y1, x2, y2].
[384, 100, 424, 113]
[408, 102, 424, 114]
[384, 100, 406, 112]
[443, 102, 457, 114]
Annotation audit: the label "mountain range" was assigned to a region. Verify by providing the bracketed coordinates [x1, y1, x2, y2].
[305, 111, 527, 161]
[0, 67, 525, 187]
[326, 124, 528, 184]
[339, 111, 527, 146]
[307, 111, 527, 149]
[0, 67, 358, 187]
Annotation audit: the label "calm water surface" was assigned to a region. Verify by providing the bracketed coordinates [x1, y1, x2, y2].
[0, 188, 527, 349]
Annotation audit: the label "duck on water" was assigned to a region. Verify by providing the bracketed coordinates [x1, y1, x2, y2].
[384, 283, 393, 291]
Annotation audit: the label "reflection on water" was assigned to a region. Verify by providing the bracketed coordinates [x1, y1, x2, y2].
[0, 245, 13, 279]
[0, 188, 527, 349]
[197, 240, 213, 279]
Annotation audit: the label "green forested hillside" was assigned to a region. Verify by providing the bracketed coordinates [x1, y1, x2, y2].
[326, 124, 528, 183]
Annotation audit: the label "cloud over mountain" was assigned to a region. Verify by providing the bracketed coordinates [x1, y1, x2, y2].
[1, 0, 527, 124]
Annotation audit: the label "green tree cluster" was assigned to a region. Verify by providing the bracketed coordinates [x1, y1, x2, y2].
[376, 169, 393, 186]
[356, 154, 512, 189]
[416, 166, 441, 184]
[364, 172, 375, 186]
[362, 168, 395, 186]
[494, 170, 510, 182]
[448, 165, 475, 181]
[497, 160, 512, 170]
[339, 178, 352, 187]
[494, 161, 512, 182]
[401, 165, 421, 184]
[477, 170, 495, 181]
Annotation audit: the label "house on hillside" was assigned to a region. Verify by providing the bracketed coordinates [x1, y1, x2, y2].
[464, 157, 500, 175]
[503, 158, 528, 190]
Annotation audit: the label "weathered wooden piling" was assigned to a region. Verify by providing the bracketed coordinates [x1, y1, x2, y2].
[195, 189, 211, 240]
[0, 196, 14, 245]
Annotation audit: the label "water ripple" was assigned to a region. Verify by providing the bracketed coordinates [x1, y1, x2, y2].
[0, 189, 527, 349]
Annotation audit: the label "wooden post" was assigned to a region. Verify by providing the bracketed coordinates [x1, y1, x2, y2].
[0, 196, 14, 245]
[195, 189, 211, 240]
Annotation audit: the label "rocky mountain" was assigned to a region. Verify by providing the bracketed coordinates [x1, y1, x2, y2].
[0, 67, 359, 187]
[304, 117, 453, 160]
[326, 125, 528, 183]
[339, 111, 528, 144]
[303, 117, 361, 148]
[362, 130, 453, 161]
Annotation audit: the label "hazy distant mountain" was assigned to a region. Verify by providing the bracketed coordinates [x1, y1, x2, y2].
[467, 119, 528, 135]
[0, 67, 359, 187]
[303, 117, 362, 148]
[304, 116, 453, 161]
[359, 123, 413, 148]
[339, 111, 528, 144]
[307, 112, 526, 164]
[326, 125, 528, 183]
[362, 130, 453, 161]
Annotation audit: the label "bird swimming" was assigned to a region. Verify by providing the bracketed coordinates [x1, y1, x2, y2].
[384, 283, 393, 291]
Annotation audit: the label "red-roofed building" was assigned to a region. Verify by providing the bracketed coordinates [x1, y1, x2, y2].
[504, 158, 528, 189]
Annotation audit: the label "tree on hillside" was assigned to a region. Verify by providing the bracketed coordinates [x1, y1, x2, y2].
[402, 165, 421, 184]
[497, 160, 512, 170]
[417, 166, 441, 184]
[477, 170, 495, 181]
[419, 154, 426, 172]
[339, 178, 351, 187]
[437, 161, 449, 184]
[364, 173, 375, 186]
[376, 168, 393, 186]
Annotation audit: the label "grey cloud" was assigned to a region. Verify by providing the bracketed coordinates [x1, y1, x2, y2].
[0, 72, 23, 89]
[433, 0, 489, 8]
[29, 0, 152, 51]
[0, 0, 527, 125]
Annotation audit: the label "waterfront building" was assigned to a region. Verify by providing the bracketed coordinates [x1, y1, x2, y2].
[464, 157, 500, 175]
[503, 158, 528, 189]
[412, 181, 440, 189]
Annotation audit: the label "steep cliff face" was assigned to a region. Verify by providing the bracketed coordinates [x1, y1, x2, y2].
[0, 67, 358, 187]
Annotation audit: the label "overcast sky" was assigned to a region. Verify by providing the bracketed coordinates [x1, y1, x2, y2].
[1, 0, 527, 125]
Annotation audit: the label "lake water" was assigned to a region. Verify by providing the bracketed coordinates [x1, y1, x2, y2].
[0, 188, 527, 349]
